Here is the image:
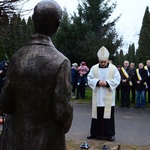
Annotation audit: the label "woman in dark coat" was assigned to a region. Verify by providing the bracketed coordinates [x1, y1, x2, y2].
[71, 63, 78, 98]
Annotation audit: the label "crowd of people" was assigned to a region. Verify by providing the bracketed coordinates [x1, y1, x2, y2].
[80, 46, 150, 142]
[71, 58, 150, 109]
[117, 60, 150, 109]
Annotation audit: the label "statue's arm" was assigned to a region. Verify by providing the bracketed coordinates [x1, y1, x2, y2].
[53, 59, 73, 133]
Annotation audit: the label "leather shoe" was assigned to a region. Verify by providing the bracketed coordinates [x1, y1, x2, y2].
[109, 135, 115, 141]
[87, 135, 96, 139]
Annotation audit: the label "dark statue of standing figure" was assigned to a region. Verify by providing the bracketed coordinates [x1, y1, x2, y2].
[0, 0, 73, 149]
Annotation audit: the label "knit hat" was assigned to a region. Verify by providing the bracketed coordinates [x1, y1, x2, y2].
[81, 61, 86, 65]
[72, 63, 78, 67]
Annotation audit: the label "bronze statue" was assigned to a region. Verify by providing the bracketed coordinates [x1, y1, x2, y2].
[0, 0, 73, 149]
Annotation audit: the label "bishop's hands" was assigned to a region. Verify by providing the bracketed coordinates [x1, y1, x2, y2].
[99, 80, 107, 87]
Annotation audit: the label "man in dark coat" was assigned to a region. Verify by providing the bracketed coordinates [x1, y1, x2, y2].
[134, 63, 148, 109]
[130, 62, 136, 104]
[144, 60, 150, 103]
[119, 60, 133, 108]
[0, 1, 73, 150]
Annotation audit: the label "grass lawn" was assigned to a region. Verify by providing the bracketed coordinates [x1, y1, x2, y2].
[72, 86, 150, 108]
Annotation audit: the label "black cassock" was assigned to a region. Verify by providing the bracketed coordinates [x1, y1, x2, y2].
[90, 106, 115, 138]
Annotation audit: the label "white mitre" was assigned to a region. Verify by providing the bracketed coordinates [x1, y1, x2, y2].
[97, 46, 110, 60]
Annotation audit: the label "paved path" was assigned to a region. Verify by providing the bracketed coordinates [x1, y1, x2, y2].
[1, 102, 150, 146]
[66, 102, 150, 146]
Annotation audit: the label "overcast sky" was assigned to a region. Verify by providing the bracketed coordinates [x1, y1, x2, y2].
[23, 0, 150, 53]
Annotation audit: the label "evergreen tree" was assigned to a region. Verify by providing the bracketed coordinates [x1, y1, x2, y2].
[53, 9, 76, 58]
[73, 0, 122, 66]
[0, 0, 31, 61]
[128, 43, 136, 63]
[114, 50, 119, 65]
[119, 49, 125, 66]
[54, 0, 122, 67]
[27, 16, 34, 37]
[137, 6, 150, 63]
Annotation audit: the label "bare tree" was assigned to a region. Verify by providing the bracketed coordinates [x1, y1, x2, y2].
[0, 0, 31, 40]
[0, 0, 31, 22]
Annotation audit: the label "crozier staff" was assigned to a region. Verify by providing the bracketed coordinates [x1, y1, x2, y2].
[87, 46, 121, 141]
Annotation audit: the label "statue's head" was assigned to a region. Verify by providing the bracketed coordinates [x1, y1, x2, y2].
[32, 0, 62, 37]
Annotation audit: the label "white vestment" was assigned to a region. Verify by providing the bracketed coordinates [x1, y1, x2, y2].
[87, 63, 121, 119]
